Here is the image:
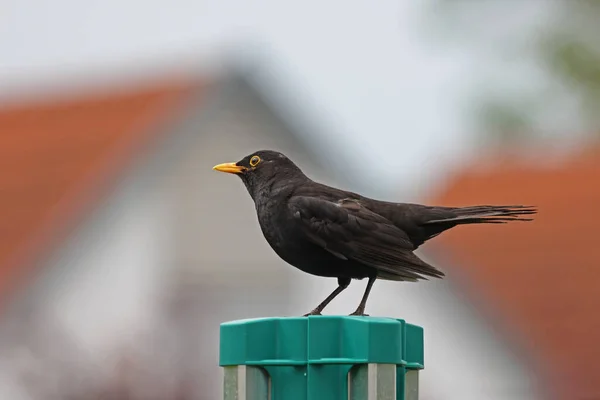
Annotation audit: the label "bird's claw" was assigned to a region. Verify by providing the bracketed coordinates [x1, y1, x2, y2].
[303, 309, 322, 316]
[349, 310, 369, 316]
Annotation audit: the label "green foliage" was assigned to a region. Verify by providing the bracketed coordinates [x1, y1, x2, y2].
[540, 3, 600, 126]
[430, 0, 600, 140]
[475, 99, 531, 145]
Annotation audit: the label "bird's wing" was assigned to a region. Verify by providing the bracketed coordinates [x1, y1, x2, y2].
[288, 196, 444, 281]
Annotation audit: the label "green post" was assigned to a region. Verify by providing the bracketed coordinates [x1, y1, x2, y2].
[220, 316, 424, 399]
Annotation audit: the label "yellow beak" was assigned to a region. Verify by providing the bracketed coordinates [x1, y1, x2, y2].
[213, 162, 246, 174]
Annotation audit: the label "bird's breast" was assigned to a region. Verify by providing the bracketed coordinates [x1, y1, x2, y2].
[255, 199, 292, 250]
[254, 198, 315, 263]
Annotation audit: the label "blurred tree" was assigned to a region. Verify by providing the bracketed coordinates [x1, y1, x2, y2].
[541, 1, 600, 126]
[427, 0, 600, 142]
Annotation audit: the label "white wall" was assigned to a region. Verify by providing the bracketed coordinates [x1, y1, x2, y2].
[0, 137, 174, 399]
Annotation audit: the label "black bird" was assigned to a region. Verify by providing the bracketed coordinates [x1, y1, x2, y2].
[213, 150, 536, 316]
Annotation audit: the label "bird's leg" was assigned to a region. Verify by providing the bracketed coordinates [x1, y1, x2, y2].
[349, 276, 376, 316]
[303, 277, 351, 316]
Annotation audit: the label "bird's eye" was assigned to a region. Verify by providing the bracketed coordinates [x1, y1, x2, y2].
[249, 155, 261, 167]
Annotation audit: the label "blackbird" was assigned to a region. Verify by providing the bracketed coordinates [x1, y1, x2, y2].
[213, 150, 536, 316]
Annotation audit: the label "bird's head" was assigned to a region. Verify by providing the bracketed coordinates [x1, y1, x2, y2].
[213, 150, 306, 199]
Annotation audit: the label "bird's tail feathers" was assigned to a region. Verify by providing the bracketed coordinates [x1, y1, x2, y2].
[425, 205, 537, 225]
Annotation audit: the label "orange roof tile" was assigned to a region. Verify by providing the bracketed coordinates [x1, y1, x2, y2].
[0, 78, 200, 309]
[428, 147, 600, 400]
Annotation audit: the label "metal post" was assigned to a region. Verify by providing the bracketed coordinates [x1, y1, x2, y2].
[403, 370, 419, 400]
[220, 316, 424, 400]
[223, 365, 269, 400]
[349, 364, 397, 400]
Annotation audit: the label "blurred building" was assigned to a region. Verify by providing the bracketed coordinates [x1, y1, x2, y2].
[428, 147, 600, 400]
[1, 61, 594, 400]
[0, 68, 340, 399]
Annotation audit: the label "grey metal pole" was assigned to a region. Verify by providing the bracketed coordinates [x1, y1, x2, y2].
[225, 364, 408, 400]
[223, 366, 269, 400]
[349, 363, 397, 400]
[404, 370, 419, 400]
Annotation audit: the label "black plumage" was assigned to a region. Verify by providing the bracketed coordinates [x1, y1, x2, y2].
[213, 150, 536, 316]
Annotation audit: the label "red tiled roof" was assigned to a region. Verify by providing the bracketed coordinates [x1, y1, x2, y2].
[0, 78, 200, 309]
[428, 148, 600, 400]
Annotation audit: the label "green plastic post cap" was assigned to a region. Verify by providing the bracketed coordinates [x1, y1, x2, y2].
[220, 316, 424, 399]
[219, 316, 424, 368]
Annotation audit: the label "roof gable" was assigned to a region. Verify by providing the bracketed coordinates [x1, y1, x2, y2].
[428, 148, 600, 399]
[0, 79, 197, 308]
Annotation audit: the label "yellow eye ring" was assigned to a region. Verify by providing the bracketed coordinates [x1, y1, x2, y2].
[249, 155, 261, 167]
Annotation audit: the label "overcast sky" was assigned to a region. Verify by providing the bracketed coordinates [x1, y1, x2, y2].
[0, 0, 552, 198]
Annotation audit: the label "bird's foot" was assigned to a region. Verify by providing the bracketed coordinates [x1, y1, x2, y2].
[349, 308, 369, 316]
[303, 309, 322, 316]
